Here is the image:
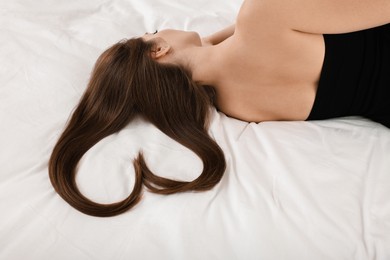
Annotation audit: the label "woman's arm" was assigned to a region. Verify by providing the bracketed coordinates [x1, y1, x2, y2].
[240, 0, 390, 34]
[202, 24, 235, 46]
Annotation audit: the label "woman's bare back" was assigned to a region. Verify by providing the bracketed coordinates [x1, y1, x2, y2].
[210, 0, 390, 122]
[212, 18, 325, 122]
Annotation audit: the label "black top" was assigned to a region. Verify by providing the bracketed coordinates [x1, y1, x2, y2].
[307, 23, 390, 128]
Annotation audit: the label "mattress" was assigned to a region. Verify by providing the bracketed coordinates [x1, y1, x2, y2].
[0, 0, 389, 259]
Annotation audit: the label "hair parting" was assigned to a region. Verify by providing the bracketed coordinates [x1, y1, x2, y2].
[49, 38, 226, 217]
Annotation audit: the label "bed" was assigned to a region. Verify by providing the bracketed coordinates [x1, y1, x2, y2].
[1, 0, 390, 259]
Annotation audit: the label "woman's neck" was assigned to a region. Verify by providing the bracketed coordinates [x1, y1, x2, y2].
[179, 41, 230, 86]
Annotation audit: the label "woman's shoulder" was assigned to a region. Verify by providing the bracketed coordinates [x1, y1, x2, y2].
[237, 0, 390, 35]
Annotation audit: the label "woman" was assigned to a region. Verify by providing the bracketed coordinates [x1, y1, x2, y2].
[49, 0, 390, 217]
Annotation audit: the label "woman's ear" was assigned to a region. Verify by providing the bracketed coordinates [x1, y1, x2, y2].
[150, 37, 171, 59]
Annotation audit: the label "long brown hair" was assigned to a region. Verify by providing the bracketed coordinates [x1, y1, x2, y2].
[48, 38, 226, 217]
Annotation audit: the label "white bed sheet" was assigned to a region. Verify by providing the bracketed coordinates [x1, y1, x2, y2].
[1, 0, 390, 259]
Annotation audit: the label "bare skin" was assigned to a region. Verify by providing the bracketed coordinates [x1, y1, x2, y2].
[142, 0, 390, 123]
